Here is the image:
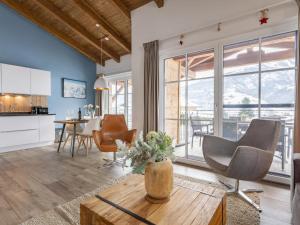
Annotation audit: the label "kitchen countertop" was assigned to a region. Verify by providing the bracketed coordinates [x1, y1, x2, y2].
[0, 113, 56, 116]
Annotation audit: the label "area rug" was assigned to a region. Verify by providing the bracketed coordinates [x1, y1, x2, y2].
[21, 174, 260, 225]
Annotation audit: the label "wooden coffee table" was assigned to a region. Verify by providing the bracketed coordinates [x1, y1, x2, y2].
[80, 174, 226, 225]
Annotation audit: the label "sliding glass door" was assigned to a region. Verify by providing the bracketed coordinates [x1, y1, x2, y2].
[223, 32, 297, 176]
[162, 30, 297, 179]
[164, 49, 215, 161]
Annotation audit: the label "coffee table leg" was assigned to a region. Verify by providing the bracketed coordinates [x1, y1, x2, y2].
[57, 123, 66, 153]
[71, 124, 77, 157]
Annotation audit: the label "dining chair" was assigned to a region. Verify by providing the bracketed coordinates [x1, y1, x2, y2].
[62, 124, 83, 149]
[77, 118, 101, 155]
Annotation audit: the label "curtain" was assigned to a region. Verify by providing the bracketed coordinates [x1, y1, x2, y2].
[95, 90, 102, 117]
[143, 40, 159, 135]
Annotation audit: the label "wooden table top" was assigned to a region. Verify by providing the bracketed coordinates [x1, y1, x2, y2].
[80, 174, 226, 225]
[54, 119, 89, 124]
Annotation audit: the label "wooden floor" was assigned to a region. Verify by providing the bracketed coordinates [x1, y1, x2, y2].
[0, 145, 291, 225]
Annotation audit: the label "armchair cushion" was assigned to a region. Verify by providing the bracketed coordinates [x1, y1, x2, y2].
[205, 154, 232, 172]
[203, 135, 237, 156]
[227, 146, 274, 180]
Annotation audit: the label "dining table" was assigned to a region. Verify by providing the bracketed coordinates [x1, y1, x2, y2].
[54, 119, 89, 157]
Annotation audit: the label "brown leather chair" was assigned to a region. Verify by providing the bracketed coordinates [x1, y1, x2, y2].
[93, 114, 137, 164]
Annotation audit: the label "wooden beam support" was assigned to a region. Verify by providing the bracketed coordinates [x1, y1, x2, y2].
[110, 0, 131, 20]
[35, 0, 120, 62]
[1, 0, 105, 66]
[73, 0, 131, 53]
[154, 0, 164, 8]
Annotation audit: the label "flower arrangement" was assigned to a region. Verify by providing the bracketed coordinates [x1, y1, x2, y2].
[116, 131, 175, 174]
[83, 104, 99, 118]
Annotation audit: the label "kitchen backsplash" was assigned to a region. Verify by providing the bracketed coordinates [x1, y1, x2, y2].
[0, 95, 48, 113]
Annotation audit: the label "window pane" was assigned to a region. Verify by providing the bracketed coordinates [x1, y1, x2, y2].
[128, 79, 132, 94]
[261, 32, 296, 71]
[165, 119, 186, 146]
[224, 74, 259, 105]
[261, 70, 295, 105]
[109, 82, 117, 114]
[188, 79, 214, 116]
[164, 55, 185, 82]
[223, 73, 258, 141]
[165, 82, 186, 120]
[116, 80, 125, 94]
[224, 39, 259, 75]
[117, 94, 125, 114]
[187, 50, 214, 79]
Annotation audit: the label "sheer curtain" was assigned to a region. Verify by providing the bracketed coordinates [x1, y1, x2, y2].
[143, 40, 159, 135]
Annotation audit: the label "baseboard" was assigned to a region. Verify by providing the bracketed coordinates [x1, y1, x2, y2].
[0, 141, 54, 154]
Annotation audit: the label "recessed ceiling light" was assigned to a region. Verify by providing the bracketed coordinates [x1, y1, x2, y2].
[95, 24, 100, 27]
[105, 36, 109, 41]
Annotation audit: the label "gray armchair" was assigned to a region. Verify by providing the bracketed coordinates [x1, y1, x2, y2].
[203, 119, 281, 212]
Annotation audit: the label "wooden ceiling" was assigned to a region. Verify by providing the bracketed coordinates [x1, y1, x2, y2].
[1, 0, 164, 66]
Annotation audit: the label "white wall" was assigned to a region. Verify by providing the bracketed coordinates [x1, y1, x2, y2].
[97, 54, 131, 75]
[130, 0, 298, 132]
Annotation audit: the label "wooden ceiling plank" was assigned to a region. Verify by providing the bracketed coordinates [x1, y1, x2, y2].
[35, 0, 120, 62]
[73, 0, 131, 53]
[1, 0, 105, 66]
[110, 0, 131, 20]
[154, 0, 164, 8]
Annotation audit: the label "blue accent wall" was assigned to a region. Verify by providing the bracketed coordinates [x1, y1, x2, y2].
[0, 3, 96, 120]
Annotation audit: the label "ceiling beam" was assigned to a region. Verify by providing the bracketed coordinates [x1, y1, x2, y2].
[154, 0, 164, 8]
[73, 0, 131, 53]
[35, 0, 120, 62]
[110, 0, 131, 20]
[1, 0, 105, 66]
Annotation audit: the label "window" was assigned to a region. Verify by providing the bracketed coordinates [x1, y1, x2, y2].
[162, 31, 297, 180]
[223, 32, 297, 176]
[164, 49, 215, 160]
[107, 78, 132, 128]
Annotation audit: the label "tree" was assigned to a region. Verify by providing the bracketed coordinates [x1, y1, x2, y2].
[239, 97, 254, 121]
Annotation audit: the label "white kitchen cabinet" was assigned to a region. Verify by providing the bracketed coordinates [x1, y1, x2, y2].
[31, 68, 51, 96]
[0, 130, 39, 148]
[0, 116, 39, 132]
[1, 64, 31, 94]
[0, 115, 55, 152]
[39, 115, 55, 142]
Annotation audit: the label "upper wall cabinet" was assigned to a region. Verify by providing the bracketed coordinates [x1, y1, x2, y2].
[0, 64, 51, 96]
[31, 68, 51, 96]
[1, 64, 31, 95]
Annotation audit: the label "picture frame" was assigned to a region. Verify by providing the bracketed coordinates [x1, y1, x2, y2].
[63, 78, 87, 99]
